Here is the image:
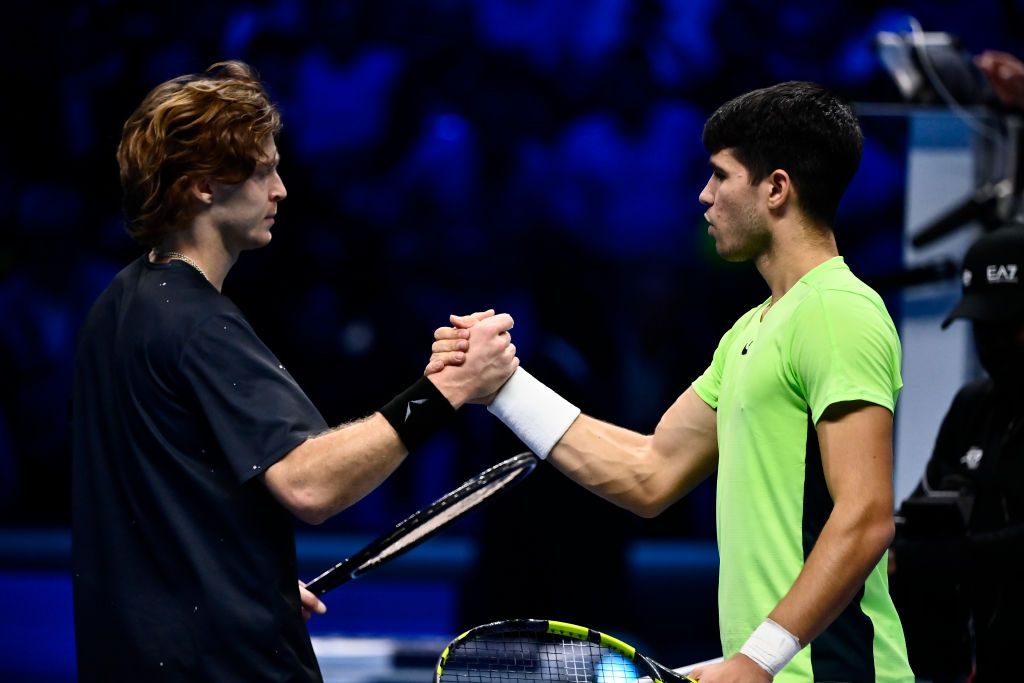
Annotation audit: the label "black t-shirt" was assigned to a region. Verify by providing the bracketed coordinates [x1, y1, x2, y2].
[72, 256, 328, 682]
[926, 379, 1024, 681]
[924, 379, 1024, 534]
[896, 378, 1024, 681]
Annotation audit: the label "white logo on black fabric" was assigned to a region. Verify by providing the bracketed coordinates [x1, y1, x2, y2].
[963, 269, 973, 287]
[960, 446, 983, 470]
[986, 264, 1018, 284]
[405, 398, 428, 421]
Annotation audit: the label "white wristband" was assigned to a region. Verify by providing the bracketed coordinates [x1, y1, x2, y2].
[739, 619, 801, 677]
[487, 367, 580, 459]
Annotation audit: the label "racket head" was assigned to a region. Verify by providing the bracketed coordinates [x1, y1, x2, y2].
[306, 452, 537, 596]
[435, 619, 695, 683]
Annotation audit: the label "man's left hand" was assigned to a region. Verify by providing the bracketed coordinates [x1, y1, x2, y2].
[298, 580, 327, 621]
[689, 654, 773, 682]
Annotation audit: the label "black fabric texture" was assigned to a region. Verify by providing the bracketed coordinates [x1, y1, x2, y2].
[72, 256, 328, 682]
[379, 375, 456, 451]
[893, 379, 1024, 681]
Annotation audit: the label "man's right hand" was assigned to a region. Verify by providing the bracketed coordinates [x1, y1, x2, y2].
[423, 309, 495, 375]
[426, 312, 518, 408]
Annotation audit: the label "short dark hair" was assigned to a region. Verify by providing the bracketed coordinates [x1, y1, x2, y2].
[117, 61, 282, 246]
[702, 81, 863, 227]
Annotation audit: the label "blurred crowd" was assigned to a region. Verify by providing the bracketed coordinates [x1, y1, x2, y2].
[2, 2, 1022, 639]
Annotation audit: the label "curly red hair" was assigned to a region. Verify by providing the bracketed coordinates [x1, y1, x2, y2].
[117, 61, 282, 246]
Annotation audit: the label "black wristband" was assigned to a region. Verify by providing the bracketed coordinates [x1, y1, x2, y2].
[379, 376, 457, 451]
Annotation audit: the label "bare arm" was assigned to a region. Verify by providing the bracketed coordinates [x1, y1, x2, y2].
[548, 386, 719, 517]
[264, 413, 406, 525]
[432, 315, 719, 517]
[693, 401, 896, 682]
[264, 314, 518, 524]
[768, 401, 896, 643]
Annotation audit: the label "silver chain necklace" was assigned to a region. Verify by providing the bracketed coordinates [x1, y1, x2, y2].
[156, 250, 211, 284]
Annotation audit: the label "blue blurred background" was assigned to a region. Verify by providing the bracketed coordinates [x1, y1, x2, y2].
[1, 0, 1022, 680]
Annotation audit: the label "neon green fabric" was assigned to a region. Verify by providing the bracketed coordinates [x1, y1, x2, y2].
[692, 257, 912, 682]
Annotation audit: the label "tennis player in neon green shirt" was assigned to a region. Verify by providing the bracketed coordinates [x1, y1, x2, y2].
[433, 81, 914, 682]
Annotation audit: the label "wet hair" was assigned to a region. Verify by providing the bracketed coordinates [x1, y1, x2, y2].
[702, 81, 863, 227]
[117, 61, 282, 246]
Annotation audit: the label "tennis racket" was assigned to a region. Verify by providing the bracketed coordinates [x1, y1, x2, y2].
[305, 451, 537, 597]
[435, 619, 697, 683]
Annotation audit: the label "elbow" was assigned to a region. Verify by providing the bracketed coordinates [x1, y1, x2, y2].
[622, 482, 677, 519]
[574, 481, 669, 519]
[294, 500, 332, 526]
[302, 512, 331, 526]
[264, 453, 337, 525]
[873, 515, 896, 552]
[278, 484, 334, 525]
[859, 509, 896, 561]
[630, 497, 672, 519]
[621, 443, 679, 519]
[829, 500, 895, 566]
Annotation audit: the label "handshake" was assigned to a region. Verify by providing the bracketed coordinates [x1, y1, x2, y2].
[422, 309, 519, 409]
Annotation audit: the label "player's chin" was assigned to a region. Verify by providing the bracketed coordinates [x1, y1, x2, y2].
[714, 240, 751, 263]
[245, 229, 274, 250]
[712, 239, 736, 260]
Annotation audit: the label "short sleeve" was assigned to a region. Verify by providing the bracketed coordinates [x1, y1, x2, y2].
[181, 311, 328, 483]
[692, 321, 743, 411]
[789, 291, 903, 424]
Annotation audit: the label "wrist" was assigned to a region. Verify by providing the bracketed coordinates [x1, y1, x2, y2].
[486, 367, 580, 459]
[739, 619, 801, 677]
[425, 373, 469, 410]
[379, 377, 458, 452]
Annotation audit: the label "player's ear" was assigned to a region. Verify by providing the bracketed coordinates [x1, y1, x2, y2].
[190, 176, 215, 205]
[766, 169, 792, 210]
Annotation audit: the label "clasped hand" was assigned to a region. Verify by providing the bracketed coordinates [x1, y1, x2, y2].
[423, 309, 518, 406]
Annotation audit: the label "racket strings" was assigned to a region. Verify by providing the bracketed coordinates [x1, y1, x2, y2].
[440, 631, 645, 682]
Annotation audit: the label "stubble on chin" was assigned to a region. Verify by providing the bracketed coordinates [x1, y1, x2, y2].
[714, 230, 765, 263]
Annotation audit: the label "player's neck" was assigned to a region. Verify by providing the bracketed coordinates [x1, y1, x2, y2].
[755, 222, 838, 304]
[151, 225, 235, 292]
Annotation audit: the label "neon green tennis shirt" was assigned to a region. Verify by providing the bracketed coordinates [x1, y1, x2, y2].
[692, 257, 913, 682]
